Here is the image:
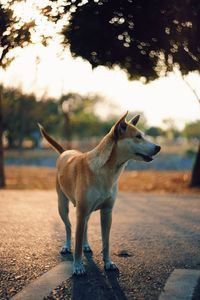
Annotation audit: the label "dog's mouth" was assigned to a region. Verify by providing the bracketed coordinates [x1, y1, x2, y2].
[135, 153, 153, 162]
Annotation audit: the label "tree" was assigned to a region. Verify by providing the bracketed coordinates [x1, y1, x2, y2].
[146, 126, 165, 138]
[2, 87, 62, 148]
[2, 88, 36, 148]
[0, 1, 48, 187]
[58, 93, 107, 145]
[182, 120, 200, 187]
[163, 118, 181, 140]
[0, 89, 5, 187]
[47, 0, 200, 187]
[180, 77, 200, 187]
[183, 121, 200, 140]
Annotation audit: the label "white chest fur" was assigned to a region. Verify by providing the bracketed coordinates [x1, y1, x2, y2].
[86, 185, 117, 212]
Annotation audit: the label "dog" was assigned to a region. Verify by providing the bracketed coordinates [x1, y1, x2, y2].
[38, 112, 160, 275]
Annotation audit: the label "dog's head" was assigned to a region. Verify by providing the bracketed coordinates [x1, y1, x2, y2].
[111, 112, 161, 162]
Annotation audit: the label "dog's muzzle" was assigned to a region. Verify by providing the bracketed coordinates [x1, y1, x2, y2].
[135, 145, 161, 162]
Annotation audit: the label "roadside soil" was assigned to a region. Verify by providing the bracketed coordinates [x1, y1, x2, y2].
[4, 166, 200, 194]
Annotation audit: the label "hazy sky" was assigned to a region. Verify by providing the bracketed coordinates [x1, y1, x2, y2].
[1, 0, 200, 129]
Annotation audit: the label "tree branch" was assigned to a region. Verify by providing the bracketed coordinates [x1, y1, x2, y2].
[180, 73, 200, 106]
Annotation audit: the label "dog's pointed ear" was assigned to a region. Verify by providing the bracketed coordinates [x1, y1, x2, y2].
[113, 111, 128, 142]
[129, 114, 140, 126]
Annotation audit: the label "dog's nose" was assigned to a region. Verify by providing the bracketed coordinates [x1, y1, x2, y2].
[155, 145, 161, 153]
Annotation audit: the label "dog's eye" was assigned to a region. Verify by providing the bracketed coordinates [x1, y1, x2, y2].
[136, 134, 142, 139]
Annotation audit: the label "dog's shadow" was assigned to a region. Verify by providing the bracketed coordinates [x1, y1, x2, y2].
[71, 251, 128, 300]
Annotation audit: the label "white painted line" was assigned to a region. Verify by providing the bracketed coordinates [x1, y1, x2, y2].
[159, 269, 200, 300]
[11, 261, 73, 300]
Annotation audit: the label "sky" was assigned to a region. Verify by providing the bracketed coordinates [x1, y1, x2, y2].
[0, 0, 200, 129]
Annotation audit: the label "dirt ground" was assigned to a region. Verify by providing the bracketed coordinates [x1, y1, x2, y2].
[4, 166, 200, 194]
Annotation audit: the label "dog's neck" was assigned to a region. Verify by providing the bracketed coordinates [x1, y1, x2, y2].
[87, 133, 114, 171]
[87, 133, 128, 175]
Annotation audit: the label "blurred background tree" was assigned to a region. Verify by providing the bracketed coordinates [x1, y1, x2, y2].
[2, 87, 61, 148]
[183, 121, 200, 140]
[146, 126, 165, 138]
[58, 93, 103, 148]
[2, 87, 119, 149]
[163, 118, 181, 140]
[0, 1, 37, 187]
[47, 0, 200, 187]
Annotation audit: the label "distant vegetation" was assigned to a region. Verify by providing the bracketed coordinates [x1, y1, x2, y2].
[183, 121, 200, 140]
[2, 85, 199, 149]
[2, 86, 117, 148]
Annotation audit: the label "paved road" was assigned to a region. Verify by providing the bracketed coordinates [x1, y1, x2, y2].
[0, 190, 200, 299]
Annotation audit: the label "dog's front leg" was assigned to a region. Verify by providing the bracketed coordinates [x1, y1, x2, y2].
[100, 208, 118, 271]
[73, 213, 86, 275]
[83, 216, 92, 253]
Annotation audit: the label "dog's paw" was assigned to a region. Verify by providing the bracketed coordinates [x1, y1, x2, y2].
[104, 260, 118, 271]
[60, 245, 71, 255]
[83, 245, 93, 253]
[73, 261, 86, 276]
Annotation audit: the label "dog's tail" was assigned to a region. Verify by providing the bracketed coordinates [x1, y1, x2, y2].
[38, 123, 65, 154]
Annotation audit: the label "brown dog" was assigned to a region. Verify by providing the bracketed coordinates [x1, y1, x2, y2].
[38, 112, 160, 275]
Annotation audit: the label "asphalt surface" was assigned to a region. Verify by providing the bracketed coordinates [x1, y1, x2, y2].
[0, 190, 200, 300]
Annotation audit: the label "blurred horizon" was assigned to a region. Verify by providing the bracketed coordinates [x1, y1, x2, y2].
[1, 43, 200, 130]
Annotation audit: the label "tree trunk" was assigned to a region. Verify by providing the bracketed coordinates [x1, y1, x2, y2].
[0, 91, 5, 188]
[7, 134, 15, 149]
[181, 76, 200, 189]
[190, 142, 200, 188]
[18, 105, 25, 149]
[64, 112, 72, 149]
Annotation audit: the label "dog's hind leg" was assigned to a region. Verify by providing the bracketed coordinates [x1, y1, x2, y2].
[57, 183, 72, 254]
[83, 216, 92, 253]
[73, 213, 87, 275]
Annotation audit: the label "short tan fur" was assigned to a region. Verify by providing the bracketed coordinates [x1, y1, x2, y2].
[39, 112, 161, 275]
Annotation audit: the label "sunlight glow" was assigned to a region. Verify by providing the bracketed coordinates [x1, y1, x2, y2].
[0, 1, 199, 129]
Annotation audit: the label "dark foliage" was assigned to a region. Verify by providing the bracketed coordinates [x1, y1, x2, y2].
[0, 2, 35, 67]
[47, 0, 200, 81]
